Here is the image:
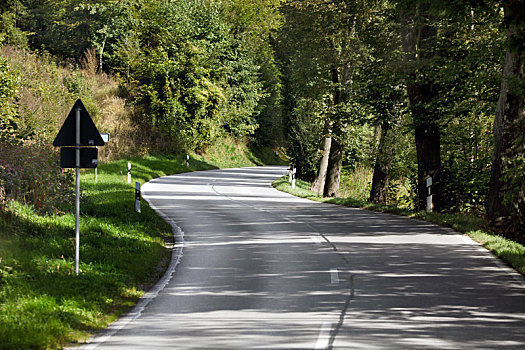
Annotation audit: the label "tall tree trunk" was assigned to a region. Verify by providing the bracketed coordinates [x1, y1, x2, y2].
[369, 121, 397, 204]
[322, 63, 343, 197]
[313, 62, 342, 197]
[324, 138, 343, 197]
[401, 2, 441, 211]
[487, 0, 525, 231]
[414, 117, 441, 210]
[311, 121, 332, 195]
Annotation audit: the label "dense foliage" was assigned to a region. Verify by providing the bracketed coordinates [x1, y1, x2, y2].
[0, 140, 73, 214]
[3, 0, 282, 152]
[277, 1, 522, 242]
[0, 0, 523, 240]
[0, 0, 283, 216]
[0, 1, 524, 347]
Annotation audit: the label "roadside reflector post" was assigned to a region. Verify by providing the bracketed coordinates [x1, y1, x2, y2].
[289, 165, 293, 183]
[95, 133, 109, 183]
[135, 181, 141, 213]
[127, 162, 131, 184]
[292, 167, 297, 189]
[186, 155, 190, 167]
[426, 176, 433, 212]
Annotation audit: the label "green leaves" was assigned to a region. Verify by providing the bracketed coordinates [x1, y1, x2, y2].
[112, 0, 266, 150]
[0, 56, 21, 140]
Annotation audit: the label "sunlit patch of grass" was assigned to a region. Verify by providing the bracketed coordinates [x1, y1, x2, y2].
[0, 156, 181, 348]
[273, 176, 525, 276]
[468, 230, 525, 275]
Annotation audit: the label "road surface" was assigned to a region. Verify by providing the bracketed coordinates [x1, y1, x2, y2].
[80, 166, 525, 349]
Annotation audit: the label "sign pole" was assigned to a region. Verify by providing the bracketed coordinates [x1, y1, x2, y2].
[75, 106, 81, 275]
[53, 99, 106, 276]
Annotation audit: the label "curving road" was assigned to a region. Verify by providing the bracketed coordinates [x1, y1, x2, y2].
[80, 166, 525, 349]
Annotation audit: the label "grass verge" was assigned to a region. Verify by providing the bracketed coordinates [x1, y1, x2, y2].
[273, 176, 525, 276]
[0, 146, 283, 349]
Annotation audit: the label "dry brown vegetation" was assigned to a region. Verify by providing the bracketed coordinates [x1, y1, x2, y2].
[2, 45, 144, 161]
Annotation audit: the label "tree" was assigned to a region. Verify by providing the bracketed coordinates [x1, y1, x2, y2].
[279, 0, 371, 196]
[352, 1, 406, 204]
[487, 0, 525, 241]
[0, 0, 28, 47]
[400, 0, 442, 211]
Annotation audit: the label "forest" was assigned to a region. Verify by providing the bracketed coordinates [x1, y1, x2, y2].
[1, 0, 524, 243]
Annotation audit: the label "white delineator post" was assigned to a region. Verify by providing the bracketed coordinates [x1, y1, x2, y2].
[75, 106, 81, 275]
[292, 167, 297, 189]
[135, 181, 141, 213]
[127, 162, 131, 184]
[426, 176, 433, 212]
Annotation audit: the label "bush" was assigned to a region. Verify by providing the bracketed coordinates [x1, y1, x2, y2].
[339, 166, 372, 201]
[0, 53, 22, 139]
[0, 140, 74, 215]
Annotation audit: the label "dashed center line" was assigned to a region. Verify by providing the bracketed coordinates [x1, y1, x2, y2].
[310, 236, 323, 244]
[330, 268, 340, 284]
[315, 322, 332, 349]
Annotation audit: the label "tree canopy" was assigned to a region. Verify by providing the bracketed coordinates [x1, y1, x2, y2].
[0, 0, 523, 242]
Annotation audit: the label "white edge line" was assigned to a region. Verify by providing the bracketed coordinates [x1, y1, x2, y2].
[73, 181, 185, 350]
[457, 233, 525, 286]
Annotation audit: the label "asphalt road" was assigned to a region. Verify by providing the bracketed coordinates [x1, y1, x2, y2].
[80, 166, 525, 349]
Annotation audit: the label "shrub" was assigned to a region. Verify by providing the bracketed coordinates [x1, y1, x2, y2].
[0, 53, 22, 139]
[0, 140, 74, 215]
[339, 166, 372, 201]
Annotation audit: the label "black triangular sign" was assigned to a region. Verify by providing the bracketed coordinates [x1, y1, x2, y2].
[53, 99, 105, 147]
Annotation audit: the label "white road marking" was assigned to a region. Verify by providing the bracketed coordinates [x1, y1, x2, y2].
[315, 322, 332, 349]
[310, 236, 323, 244]
[330, 268, 340, 284]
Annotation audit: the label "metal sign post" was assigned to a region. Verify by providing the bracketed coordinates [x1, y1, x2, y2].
[53, 99, 105, 275]
[75, 106, 81, 275]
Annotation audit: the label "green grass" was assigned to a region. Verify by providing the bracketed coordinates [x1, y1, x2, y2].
[192, 137, 287, 169]
[273, 176, 525, 275]
[0, 144, 283, 349]
[0, 161, 174, 349]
